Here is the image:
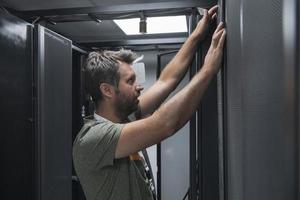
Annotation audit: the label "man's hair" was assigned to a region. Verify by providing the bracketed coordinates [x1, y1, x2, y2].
[84, 49, 137, 106]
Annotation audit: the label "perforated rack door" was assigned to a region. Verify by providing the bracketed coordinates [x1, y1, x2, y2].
[34, 25, 72, 200]
[224, 0, 299, 199]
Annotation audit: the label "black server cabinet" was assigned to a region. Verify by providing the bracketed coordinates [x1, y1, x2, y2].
[189, 13, 221, 200]
[197, 34, 220, 200]
[156, 13, 221, 200]
[0, 9, 34, 200]
[72, 50, 86, 200]
[34, 25, 73, 200]
[224, 0, 300, 200]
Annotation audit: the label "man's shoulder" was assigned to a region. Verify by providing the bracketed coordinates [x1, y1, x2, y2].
[82, 115, 116, 130]
[77, 116, 99, 136]
[76, 116, 124, 142]
[73, 115, 125, 168]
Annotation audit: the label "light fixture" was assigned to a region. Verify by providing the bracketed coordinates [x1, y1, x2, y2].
[114, 15, 187, 35]
[139, 11, 147, 34]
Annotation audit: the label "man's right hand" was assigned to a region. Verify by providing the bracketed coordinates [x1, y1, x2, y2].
[194, 5, 219, 41]
[203, 22, 226, 74]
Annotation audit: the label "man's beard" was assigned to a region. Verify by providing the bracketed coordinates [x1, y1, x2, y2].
[115, 92, 139, 120]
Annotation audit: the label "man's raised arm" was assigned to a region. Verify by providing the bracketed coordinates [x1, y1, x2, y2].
[116, 22, 226, 158]
[138, 6, 219, 117]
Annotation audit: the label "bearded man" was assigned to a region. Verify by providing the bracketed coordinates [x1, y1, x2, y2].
[73, 5, 226, 200]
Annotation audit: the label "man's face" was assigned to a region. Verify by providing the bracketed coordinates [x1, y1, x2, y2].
[114, 62, 144, 117]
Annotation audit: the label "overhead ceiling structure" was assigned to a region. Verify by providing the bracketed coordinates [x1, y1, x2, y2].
[1, 0, 215, 49]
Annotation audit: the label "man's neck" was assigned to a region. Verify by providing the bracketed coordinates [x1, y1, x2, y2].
[95, 101, 129, 123]
[95, 109, 121, 123]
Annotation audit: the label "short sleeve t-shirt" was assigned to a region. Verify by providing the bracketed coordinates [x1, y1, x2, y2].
[72, 116, 154, 200]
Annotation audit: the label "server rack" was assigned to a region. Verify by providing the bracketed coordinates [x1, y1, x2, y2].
[34, 25, 73, 200]
[0, 9, 34, 199]
[224, 0, 300, 200]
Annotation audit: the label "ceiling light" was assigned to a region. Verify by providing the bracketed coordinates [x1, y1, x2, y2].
[139, 18, 147, 34]
[114, 15, 187, 35]
[139, 12, 147, 34]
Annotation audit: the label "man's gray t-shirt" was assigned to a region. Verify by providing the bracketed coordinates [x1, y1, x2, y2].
[73, 116, 154, 200]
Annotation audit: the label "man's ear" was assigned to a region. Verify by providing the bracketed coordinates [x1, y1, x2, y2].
[99, 83, 114, 98]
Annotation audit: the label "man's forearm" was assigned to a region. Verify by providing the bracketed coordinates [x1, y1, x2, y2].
[159, 31, 202, 86]
[157, 5, 218, 88]
[152, 64, 216, 135]
[136, 30, 204, 117]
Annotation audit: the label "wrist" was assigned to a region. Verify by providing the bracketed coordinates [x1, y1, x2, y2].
[201, 63, 218, 75]
[190, 30, 204, 42]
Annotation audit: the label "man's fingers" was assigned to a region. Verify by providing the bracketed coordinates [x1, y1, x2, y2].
[214, 22, 224, 35]
[217, 30, 227, 48]
[203, 9, 208, 19]
[208, 5, 218, 17]
[211, 13, 217, 20]
[213, 29, 224, 43]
